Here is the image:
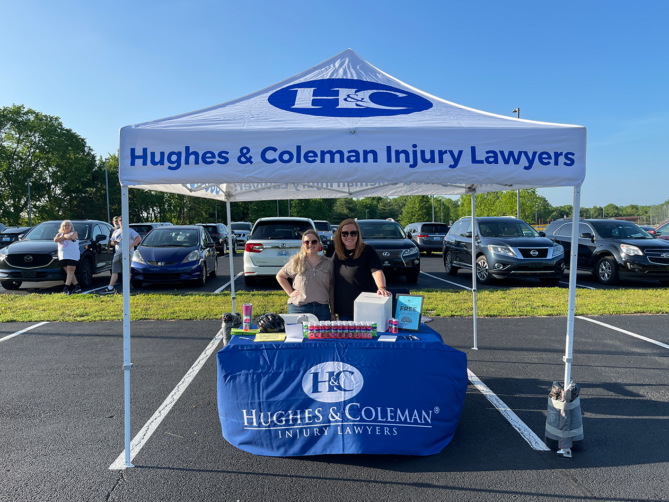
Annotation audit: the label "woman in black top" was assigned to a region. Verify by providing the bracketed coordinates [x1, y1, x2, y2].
[332, 218, 391, 320]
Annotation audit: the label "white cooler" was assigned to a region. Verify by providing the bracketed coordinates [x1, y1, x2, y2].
[353, 292, 392, 330]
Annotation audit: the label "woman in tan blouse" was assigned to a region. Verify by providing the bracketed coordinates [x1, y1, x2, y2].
[276, 229, 335, 321]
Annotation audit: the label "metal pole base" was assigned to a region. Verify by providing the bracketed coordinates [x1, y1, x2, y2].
[557, 448, 573, 460]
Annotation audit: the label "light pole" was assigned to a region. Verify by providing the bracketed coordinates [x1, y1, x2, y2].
[288, 199, 291, 217]
[366, 209, 368, 219]
[215, 203, 218, 223]
[441, 198, 443, 223]
[432, 195, 435, 222]
[513, 108, 521, 218]
[277, 200, 279, 217]
[105, 159, 110, 223]
[27, 178, 33, 226]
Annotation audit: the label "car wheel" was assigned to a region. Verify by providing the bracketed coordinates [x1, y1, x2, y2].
[425, 250, 432, 256]
[197, 264, 207, 287]
[1, 280, 22, 290]
[131, 280, 143, 289]
[540, 278, 561, 286]
[444, 251, 459, 276]
[244, 274, 256, 287]
[476, 255, 494, 285]
[76, 257, 94, 288]
[406, 270, 419, 284]
[209, 258, 217, 278]
[595, 256, 619, 285]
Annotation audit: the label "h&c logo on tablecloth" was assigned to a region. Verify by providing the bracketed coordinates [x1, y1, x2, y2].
[302, 362, 364, 403]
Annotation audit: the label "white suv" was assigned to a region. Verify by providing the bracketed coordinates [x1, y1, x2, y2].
[243, 217, 318, 287]
[231, 222, 253, 247]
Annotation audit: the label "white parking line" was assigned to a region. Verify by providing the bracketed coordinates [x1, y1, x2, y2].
[109, 328, 226, 470]
[577, 316, 669, 350]
[0, 322, 50, 343]
[420, 271, 472, 291]
[214, 271, 244, 294]
[559, 281, 597, 290]
[467, 369, 550, 451]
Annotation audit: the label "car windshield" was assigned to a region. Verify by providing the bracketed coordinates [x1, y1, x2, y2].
[478, 221, 539, 238]
[24, 222, 89, 240]
[421, 224, 449, 234]
[141, 229, 200, 247]
[231, 223, 252, 231]
[359, 223, 405, 239]
[201, 225, 219, 234]
[130, 225, 154, 233]
[314, 222, 331, 231]
[590, 221, 653, 239]
[251, 221, 313, 240]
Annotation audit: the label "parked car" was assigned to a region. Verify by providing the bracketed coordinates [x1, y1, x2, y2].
[0, 226, 32, 249]
[656, 221, 669, 241]
[544, 219, 669, 285]
[404, 222, 450, 255]
[0, 220, 114, 290]
[197, 223, 237, 255]
[639, 225, 658, 237]
[130, 225, 217, 288]
[0, 223, 5, 232]
[243, 217, 317, 287]
[357, 219, 420, 283]
[231, 222, 253, 247]
[129, 222, 172, 242]
[331, 225, 339, 233]
[313, 220, 334, 257]
[442, 217, 565, 285]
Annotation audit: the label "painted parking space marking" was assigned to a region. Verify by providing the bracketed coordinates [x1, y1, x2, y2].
[109, 328, 225, 470]
[420, 271, 472, 291]
[577, 316, 669, 350]
[467, 369, 550, 451]
[214, 271, 244, 293]
[0, 322, 50, 343]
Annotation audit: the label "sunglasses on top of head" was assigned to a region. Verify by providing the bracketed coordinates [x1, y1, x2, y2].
[303, 239, 319, 246]
[340, 231, 358, 238]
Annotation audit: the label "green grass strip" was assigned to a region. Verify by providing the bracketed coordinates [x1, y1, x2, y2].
[1, 288, 668, 323]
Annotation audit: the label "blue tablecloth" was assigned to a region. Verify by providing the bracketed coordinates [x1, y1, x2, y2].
[216, 323, 468, 457]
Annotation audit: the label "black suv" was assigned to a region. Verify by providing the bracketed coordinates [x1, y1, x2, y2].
[545, 219, 669, 285]
[197, 223, 237, 256]
[358, 219, 420, 283]
[442, 217, 565, 285]
[0, 227, 32, 249]
[0, 220, 114, 290]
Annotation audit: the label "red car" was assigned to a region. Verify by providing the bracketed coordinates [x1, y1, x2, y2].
[655, 222, 669, 241]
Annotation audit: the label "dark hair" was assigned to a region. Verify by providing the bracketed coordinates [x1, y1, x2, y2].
[334, 219, 364, 260]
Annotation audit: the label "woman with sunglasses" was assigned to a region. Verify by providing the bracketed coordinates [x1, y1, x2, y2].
[276, 229, 335, 321]
[333, 219, 391, 321]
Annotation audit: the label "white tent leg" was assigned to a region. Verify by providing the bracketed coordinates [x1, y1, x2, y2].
[226, 201, 236, 314]
[121, 186, 134, 468]
[471, 191, 478, 350]
[563, 186, 581, 390]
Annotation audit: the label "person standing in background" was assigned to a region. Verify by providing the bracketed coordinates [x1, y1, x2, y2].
[98, 216, 140, 295]
[54, 220, 81, 294]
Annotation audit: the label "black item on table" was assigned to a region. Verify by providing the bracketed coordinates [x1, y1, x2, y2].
[257, 313, 286, 333]
[222, 312, 242, 346]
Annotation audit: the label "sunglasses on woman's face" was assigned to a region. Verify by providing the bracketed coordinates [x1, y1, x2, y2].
[341, 231, 358, 238]
[303, 239, 319, 246]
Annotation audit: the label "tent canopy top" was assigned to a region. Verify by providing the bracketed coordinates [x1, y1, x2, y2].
[119, 49, 586, 202]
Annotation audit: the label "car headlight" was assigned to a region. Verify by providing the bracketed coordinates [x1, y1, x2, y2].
[553, 244, 564, 256]
[132, 250, 145, 264]
[402, 247, 419, 258]
[0, 249, 6, 261]
[620, 244, 643, 256]
[182, 250, 200, 263]
[487, 245, 516, 257]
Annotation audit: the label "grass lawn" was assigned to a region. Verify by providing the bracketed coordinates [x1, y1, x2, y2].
[1, 288, 668, 322]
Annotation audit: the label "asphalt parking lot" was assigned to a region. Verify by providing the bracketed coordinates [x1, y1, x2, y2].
[2, 314, 668, 501]
[1, 251, 664, 296]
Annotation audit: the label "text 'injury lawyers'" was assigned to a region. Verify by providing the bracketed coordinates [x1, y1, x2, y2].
[130, 145, 576, 172]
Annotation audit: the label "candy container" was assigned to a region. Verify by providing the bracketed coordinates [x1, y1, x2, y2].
[242, 303, 252, 331]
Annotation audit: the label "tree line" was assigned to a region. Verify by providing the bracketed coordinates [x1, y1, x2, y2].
[2, 104, 667, 228]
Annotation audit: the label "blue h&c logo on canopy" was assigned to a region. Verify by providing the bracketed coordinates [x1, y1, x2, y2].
[268, 79, 433, 117]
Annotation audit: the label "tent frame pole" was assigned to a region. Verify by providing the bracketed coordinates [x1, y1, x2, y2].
[563, 185, 581, 390]
[121, 186, 134, 468]
[471, 190, 478, 350]
[226, 200, 236, 314]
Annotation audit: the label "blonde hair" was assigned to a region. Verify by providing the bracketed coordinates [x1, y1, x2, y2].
[286, 229, 321, 275]
[334, 219, 365, 260]
[59, 220, 74, 233]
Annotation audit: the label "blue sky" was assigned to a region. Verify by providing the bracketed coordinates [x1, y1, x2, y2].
[2, 1, 667, 207]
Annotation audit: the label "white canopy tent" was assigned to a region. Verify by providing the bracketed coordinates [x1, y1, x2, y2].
[117, 49, 585, 467]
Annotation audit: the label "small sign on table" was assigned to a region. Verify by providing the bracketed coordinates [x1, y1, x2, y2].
[394, 294, 424, 331]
